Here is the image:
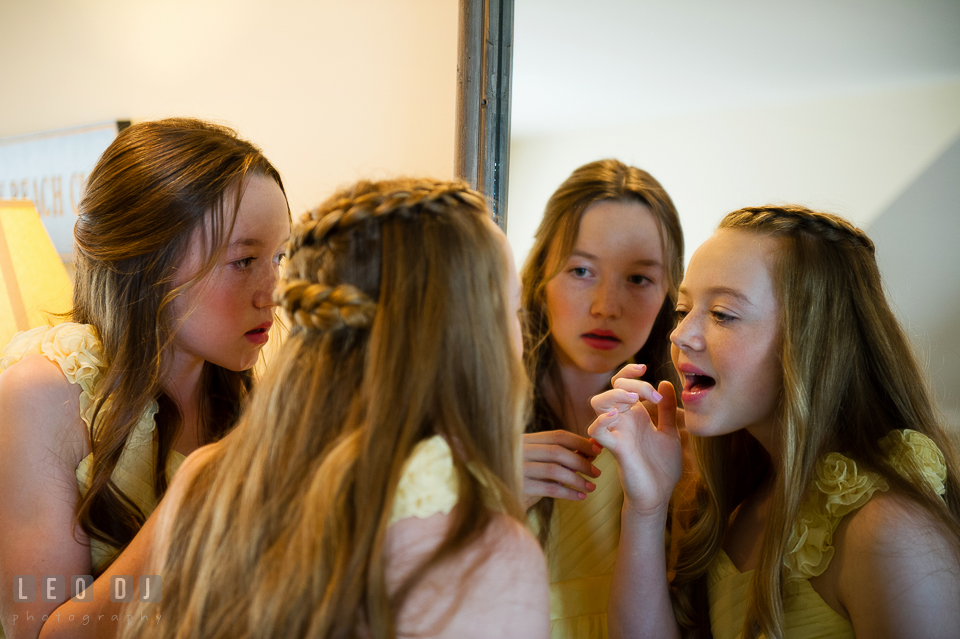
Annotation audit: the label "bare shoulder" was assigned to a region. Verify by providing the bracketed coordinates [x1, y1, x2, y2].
[478, 512, 548, 563]
[0, 358, 93, 636]
[0, 353, 87, 466]
[0, 353, 80, 410]
[389, 511, 549, 639]
[841, 490, 957, 561]
[836, 490, 960, 638]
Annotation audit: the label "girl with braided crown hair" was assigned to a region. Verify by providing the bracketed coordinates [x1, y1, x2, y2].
[0, 118, 290, 638]
[123, 178, 549, 639]
[590, 205, 960, 638]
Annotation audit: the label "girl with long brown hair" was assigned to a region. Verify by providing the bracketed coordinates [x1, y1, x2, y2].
[0, 118, 290, 638]
[518, 159, 687, 638]
[123, 178, 549, 639]
[591, 206, 960, 638]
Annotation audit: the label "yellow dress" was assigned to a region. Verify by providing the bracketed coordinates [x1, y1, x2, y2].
[1, 323, 184, 575]
[708, 430, 948, 639]
[389, 435, 460, 524]
[539, 448, 622, 639]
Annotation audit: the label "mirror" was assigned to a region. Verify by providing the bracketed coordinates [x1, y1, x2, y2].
[506, 0, 960, 428]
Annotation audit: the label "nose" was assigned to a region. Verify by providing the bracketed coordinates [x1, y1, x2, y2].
[254, 262, 280, 309]
[670, 312, 704, 351]
[590, 277, 621, 319]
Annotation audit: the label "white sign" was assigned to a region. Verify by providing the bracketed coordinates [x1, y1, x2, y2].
[0, 121, 126, 259]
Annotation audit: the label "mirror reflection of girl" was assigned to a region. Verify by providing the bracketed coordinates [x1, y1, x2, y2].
[591, 206, 960, 638]
[519, 159, 688, 638]
[123, 179, 549, 639]
[0, 119, 290, 638]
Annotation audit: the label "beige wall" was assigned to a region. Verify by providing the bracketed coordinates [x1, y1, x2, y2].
[507, 81, 960, 267]
[0, 0, 459, 216]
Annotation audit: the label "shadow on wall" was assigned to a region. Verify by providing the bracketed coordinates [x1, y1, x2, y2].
[869, 133, 960, 432]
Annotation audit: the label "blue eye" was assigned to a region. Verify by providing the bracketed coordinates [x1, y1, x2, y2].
[570, 267, 590, 277]
[232, 257, 255, 270]
[712, 311, 734, 323]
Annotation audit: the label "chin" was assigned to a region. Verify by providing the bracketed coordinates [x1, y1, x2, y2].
[573, 353, 623, 374]
[213, 354, 260, 373]
[578, 361, 619, 375]
[681, 412, 718, 438]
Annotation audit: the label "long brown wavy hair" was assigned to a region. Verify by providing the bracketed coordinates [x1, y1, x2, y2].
[670, 205, 960, 638]
[72, 118, 286, 570]
[126, 179, 529, 639]
[520, 158, 684, 541]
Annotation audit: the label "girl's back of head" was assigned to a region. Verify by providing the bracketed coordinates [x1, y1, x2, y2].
[141, 178, 529, 639]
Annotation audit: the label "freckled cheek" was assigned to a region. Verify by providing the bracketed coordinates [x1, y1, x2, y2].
[624, 290, 665, 335]
[202, 282, 253, 323]
[544, 282, 580, 330]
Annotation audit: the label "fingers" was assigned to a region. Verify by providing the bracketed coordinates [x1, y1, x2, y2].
[610, 363, 647, 385]
[591, 376, 662, 417]
[612, 376, 663, 404]
[523, 430, 601, 459]
[656, 381, 679, 439]
[521, 431, 604, 504]
[523, 442, 601, 477]
[590, 388, 640, 415]
[587, 409, 619, 450]
[523, 461, 597, 494]
[523, 478, 589, 503]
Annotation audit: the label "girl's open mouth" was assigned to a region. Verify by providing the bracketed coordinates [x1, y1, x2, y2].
[684, 373, 716, 393]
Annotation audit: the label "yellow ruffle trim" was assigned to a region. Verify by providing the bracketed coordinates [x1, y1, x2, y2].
[784, 429, 947, 581]
[2, 323, 184, 574]
[389, 435, 459, 526]
[0, 322, 161, 481]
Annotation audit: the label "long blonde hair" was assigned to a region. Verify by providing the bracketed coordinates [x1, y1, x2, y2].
[521, 158, 684, 541]
[128, 179, 528, 639]
[671, 205, 960, 638]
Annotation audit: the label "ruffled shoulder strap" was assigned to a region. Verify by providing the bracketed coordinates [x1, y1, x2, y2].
[0, 322, 159, 447]
[784, 429, 947, 581]
[389, 435, 459, 526]
[1, 323, 106, 429]
[880, 429, 948, 496]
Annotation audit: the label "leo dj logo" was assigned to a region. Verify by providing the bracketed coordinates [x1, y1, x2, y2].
[13, 575, 162, 603]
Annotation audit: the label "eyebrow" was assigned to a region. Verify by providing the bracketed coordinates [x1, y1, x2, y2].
[570, 249, 662, 268]
[229, 237, 264, 249]
[678, 285, 755, 307]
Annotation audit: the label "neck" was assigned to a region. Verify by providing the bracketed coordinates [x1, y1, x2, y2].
[547, 358, 615, 437]
[163, 349, 205, 414]
[746, 418, 782, 472]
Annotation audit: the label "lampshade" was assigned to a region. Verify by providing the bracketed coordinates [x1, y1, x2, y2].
[0, 200, 73, 348]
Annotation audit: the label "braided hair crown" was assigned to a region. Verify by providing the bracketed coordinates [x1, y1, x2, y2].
[719, 205, 875, 254]
[275, 179, 490, 333]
